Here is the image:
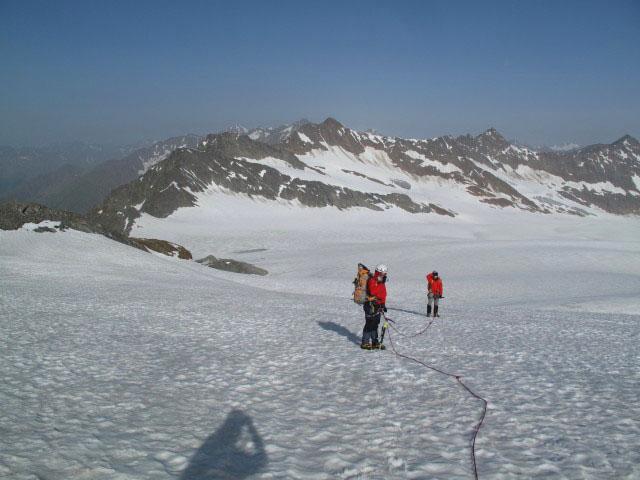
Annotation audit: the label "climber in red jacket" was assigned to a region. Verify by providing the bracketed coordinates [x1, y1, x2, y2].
[426, 271, 443, 317]
[361, 264, 388, 349]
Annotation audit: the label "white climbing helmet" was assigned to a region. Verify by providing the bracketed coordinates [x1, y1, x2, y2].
[375, 264, 388, 274]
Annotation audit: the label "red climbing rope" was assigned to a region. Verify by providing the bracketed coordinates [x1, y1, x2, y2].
[388, 316, 434, 338]
[384, 313, 488, 480]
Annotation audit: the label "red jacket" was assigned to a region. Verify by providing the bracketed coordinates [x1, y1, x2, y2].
[426, 273, 443, 296]
[367, 273, 387, 305]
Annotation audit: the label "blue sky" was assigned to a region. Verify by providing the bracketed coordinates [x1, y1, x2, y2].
[1, 0, 639, 147]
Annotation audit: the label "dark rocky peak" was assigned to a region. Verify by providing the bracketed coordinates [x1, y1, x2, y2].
[612, 134, 639, 149]
[321, 117, 346, 130]
[567, 135, 638, 157]
[288, 117, 365, 155]
[199, 132, 306, 169]
[476, 128, 509, 148]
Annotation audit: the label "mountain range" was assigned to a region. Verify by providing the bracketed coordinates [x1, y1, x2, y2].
[86, 118, 640, 236]
[0, 142, 131, 194]
[0, 136, 201, 214]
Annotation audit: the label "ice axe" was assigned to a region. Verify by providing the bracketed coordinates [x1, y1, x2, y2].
[380, 311, 395, 346]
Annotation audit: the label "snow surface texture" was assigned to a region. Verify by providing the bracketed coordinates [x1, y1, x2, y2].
[1, 209, 640, 479]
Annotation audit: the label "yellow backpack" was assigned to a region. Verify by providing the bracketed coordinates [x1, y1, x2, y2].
[352, 263, 372, 304]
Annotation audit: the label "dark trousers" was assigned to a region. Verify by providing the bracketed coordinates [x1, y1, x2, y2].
[362, 302, 381, 345]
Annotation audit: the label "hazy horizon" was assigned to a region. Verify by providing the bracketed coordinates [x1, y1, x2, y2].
[1, 0, 639, 149]
[1, 116, 636, 152]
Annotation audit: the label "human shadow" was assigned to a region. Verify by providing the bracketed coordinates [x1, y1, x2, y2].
[180, 409, 268, 479]
[318, 321, 361, 345]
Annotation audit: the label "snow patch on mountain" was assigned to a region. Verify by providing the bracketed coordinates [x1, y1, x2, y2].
[564, 180, 628, 196]
[296, 131, 313, 144]
[405, 150, 463, 174]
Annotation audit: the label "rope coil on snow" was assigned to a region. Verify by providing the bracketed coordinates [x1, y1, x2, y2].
[383, 313, 488, 480]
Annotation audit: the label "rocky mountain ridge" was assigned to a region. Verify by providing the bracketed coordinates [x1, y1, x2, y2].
[88, 118, 639, 236]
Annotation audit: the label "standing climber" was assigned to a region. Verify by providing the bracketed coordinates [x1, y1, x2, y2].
[361, 264, 388, 349]
[426, 270, 443, 317]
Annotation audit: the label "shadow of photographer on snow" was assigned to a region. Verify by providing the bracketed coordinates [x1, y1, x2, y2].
[180, 409, 267, 479]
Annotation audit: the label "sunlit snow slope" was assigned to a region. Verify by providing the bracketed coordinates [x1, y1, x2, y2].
[1, 211, 639, 479]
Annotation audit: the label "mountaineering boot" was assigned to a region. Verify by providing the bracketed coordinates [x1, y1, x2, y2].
[361, 343, 373, 350]
[426, 305, 432, 317]
[434, 306, 439, 317]
[378, 344, 386, 350]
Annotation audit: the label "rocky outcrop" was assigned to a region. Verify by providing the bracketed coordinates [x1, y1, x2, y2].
[130, 238, 192, 259]
[196, 255, 268, 275]
[0, 200, 142, 248]
[0, 200, 200, 261]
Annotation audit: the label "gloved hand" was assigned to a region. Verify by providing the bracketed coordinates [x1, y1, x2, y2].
[381, 304, 388, 312]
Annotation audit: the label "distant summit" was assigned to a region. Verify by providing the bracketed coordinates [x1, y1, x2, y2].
[224, 119, 311, 145]
[226, 124, 248, 135]
[477, 128, 509, 148]
[612, 134, 639, 147]
[510, 139, 581, 153]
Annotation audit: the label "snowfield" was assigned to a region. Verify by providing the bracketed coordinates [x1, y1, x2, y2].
[1, 206, 639, 479]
